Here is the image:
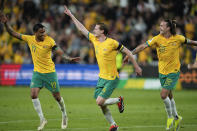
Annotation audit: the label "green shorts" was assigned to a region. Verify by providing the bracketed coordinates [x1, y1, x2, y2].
[94, 77, 119, 99]
[159, 72, 180, 90]
[30, 71, 60, 93]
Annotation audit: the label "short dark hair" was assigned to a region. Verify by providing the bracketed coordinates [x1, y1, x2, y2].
[164, 19, 176, 35]
[33, 23, 45, 33]
[96, 23, 108, 36]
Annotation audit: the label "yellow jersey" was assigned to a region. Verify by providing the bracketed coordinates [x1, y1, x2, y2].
[88, 33, 123, 80]
[22, 35, 56, 73]
[146, 34, 186, 75]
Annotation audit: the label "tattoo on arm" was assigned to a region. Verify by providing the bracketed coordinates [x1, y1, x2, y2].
[53, 46, 71, 61]
[62, 54, 71, 61]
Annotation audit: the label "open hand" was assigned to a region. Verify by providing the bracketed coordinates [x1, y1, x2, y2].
[70, 57, 80, 62]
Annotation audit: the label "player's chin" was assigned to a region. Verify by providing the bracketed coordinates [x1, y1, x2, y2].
[40, 36, 45, 41]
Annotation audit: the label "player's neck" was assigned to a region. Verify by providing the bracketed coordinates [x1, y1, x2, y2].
[162, 32, 172, 38]
[35, 37, 44, 42]
[98, 35, 107, 42]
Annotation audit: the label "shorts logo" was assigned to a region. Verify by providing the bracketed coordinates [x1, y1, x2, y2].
[164, 78, 173, 86]
[102, 88, 106, 93]
[51, 82, 56, 89]
[31, 82, 34, 86]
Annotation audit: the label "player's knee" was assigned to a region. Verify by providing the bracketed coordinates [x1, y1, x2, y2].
[31, 93, 38, 99]
[53, 93, 61, 102]
[54, 96, 61, 102]
[96, 100, 104, 106]
[160, 92, 167, 99]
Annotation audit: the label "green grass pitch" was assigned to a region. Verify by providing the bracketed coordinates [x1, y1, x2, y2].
[0, 87, 197, 131]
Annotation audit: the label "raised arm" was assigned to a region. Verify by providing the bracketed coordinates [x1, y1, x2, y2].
[64, 5, 89, 38]
[121, 46, 142, 76]
[123, 43, 149, 64]
[0, 14, 22, 40]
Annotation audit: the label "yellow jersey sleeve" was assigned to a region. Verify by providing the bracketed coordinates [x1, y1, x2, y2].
[113, 40, 124, 51]
[146, 36, 158, 47]
[48, 36, 56, 47]
[21, 35, 31, 42]
[178, 35, 187, 44]
[88, 32, 96, 43]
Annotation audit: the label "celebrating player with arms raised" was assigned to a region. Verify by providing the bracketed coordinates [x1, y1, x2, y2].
[124, 19, 197, 131]
[63, 5, 142, 131]
[0, 14, 80, 130]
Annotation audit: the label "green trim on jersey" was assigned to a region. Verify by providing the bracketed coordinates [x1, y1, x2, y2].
[146, 41, 150, 46]
[88, 32, 90, 40]
[19, 34, 22, 40]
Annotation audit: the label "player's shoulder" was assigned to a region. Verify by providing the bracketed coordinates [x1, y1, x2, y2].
[21, 34, 34, 41]
[22, 34, 34, 38]
[147, 34, 160, 43]
[88, 32, 96, 41]
[107, 37, 118, 43]
[173, 34, 186, 43]
[154, 34, 162, 39]
[45, 35, 55, 42]
[45, 35, 54, 40]
[174, 34, 185, 39]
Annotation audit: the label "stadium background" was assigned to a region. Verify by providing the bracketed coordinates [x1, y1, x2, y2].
[0, 0, 197, 131]
[0, 0, 197, 89]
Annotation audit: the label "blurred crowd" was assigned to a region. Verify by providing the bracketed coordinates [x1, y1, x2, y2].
[0, 0, 197, 66]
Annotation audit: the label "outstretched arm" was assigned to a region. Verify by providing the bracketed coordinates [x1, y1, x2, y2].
[132, 43, 149, 55]
[185, 39, 197, 46]
[52, 45, 80, 62]
[121, 46, 142, 76]
[0, 14, 22, 40]
[123, 43, 149, 64]
[64, 5, 89, 38]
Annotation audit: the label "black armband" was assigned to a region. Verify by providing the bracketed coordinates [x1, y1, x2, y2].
[184, 38, 187, 44]
[52, 45, 58, 52]
[117, 43, 124, 51]
[117, 43, 122, 50]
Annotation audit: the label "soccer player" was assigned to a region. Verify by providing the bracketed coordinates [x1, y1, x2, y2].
[0, 14, 80, 130]
[124, 19, 197, 131]
[63, 6, 142, 131]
